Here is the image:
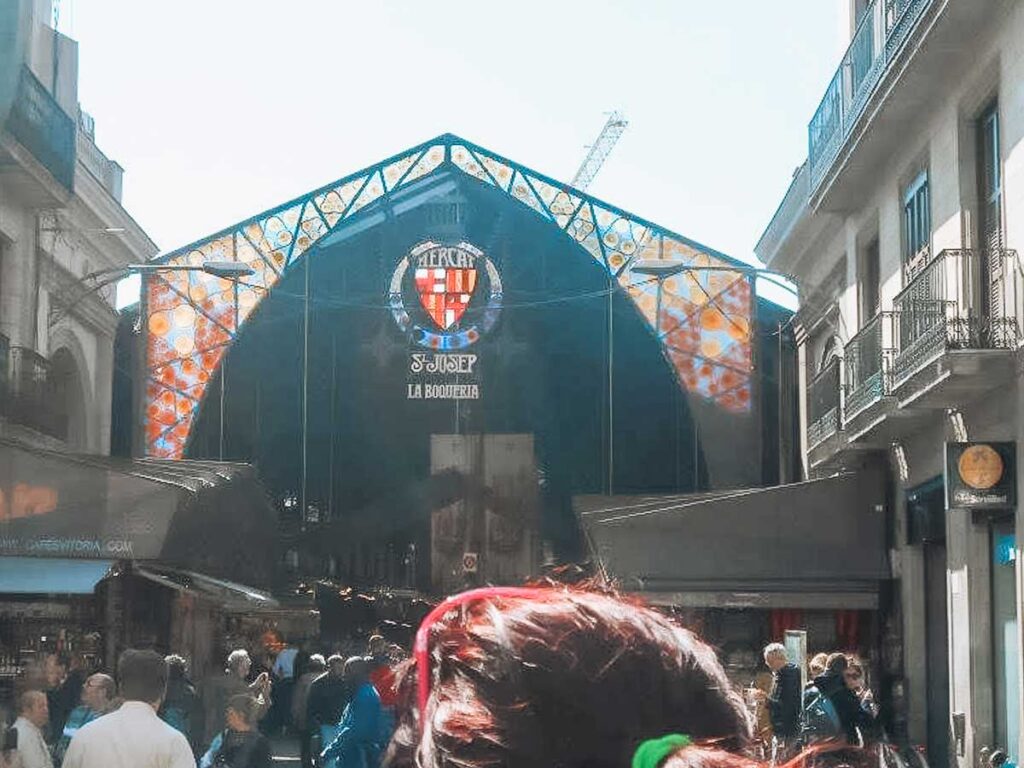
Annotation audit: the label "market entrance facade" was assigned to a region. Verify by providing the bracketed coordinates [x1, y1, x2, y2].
[137, 135, 792, 592]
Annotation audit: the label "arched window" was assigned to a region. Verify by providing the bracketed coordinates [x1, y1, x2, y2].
[48, 347, 87, 449]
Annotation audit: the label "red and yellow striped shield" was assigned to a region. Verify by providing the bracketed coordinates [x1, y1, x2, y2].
[414, 266, 478, 330]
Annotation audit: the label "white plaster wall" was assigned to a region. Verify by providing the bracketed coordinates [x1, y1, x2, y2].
[783, 2, 1024, 762]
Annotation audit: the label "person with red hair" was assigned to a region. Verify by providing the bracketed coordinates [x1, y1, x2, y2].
[382, 586, 753, 768]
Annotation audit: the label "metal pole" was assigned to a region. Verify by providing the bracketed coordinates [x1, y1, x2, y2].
[219, 356, 225, 460]
[694, 418, 699, 490]
[134, 274, 149, 458]
[607, 273, 614, 495]
[328, 332, 337, 521]
[301, 252, 310, 526]
[778, 320, 785, 483]
[254, 381, 261, 463]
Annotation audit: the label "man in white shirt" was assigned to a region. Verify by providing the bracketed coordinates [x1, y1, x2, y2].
[12, 690, 53, 768]
[62, 649, 196, 768]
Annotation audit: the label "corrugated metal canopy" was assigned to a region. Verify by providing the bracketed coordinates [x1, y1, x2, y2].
[577, 471, 888, 608]
[0, 438, 278, 587]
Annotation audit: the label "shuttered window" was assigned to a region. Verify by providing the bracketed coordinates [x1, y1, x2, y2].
[902, 171, 930, 266]
[978, 102, 1001, 251]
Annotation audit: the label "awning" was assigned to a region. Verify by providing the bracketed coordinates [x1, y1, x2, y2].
[134, 565, 279, 612]
[0, 438, 279, 587]
[577, 469, 889, 608]
[0, 557, 114, 594]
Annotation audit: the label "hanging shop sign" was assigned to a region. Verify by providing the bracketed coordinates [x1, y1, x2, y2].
[944, 441, 1016, 510]
[390, 241, 502, 400]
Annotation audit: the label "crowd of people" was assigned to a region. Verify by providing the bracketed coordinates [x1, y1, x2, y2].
[757, 644, 880, 762]
[2, 634, 402, 768]
[1, 586, 903, 768]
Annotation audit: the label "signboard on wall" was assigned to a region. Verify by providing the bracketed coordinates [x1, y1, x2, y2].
[390, 241, 502, 401]
[0, 441, 178, 559]
[944, 442, 1016, 510]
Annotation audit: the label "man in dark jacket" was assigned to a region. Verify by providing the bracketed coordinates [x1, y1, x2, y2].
[763, 643, 801, 759]
[813, 653, 874, 744]
[306, 655, 350, 760]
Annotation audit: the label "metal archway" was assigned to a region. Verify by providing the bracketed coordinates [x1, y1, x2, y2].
[143, 134, 753, 458]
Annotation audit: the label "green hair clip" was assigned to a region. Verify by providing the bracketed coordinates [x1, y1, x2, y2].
[632, 734, 692, 768]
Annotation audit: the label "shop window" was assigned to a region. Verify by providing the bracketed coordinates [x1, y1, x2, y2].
[906, 476, 945, 544]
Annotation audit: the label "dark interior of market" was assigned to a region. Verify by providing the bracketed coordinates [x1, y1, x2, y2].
[185, 177, 719, 589]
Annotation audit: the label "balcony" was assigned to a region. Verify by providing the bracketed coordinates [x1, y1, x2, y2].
[891, 248, 1021, 406]
[807, 0, 932, 194]
[77, 109, 124, 201]
[2, 345, 68, 441]
[807, 357, 843, 454]
[3, 66, 76, 191]
[844, 312, 894, 420]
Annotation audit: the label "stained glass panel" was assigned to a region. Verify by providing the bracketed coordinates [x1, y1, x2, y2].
[314, 176, 369, 228]
[398, 145, 445, 186]
[451, 145, 492, 186]
[348, 171, 385, 215]
[382, 152, 420, 191]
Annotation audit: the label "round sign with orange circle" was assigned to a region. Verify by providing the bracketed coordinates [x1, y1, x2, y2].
[957, 444, 1004, 490]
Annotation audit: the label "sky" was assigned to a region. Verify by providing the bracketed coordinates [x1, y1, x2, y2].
[61, 1, 845, 307]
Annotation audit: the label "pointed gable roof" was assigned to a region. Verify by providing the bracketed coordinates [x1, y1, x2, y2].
[144, 134, 754, 458]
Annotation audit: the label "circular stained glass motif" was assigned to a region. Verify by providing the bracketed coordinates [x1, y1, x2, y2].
[389, 241, 502, 350]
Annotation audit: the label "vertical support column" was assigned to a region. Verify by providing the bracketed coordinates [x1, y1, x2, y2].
[947, 509, 995, 767]
[1015, 377, 1024, 763]
[901, 542, 929, 745]
[133, 274, 149, 457]
[607, 270, 614, 495]
[94, 334, 114, 454]
[300, 249, 310, 527]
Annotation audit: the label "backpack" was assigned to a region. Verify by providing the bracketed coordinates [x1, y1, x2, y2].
[801, 688, 842, 741]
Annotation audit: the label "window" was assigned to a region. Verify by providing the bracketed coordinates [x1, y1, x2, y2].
[977, 101, 1002, 251]
[859, 237, 880, 324]
[903, 171, 930, 267]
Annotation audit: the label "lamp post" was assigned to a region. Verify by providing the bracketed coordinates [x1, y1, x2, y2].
[49, 260, 255, 326]
[45, 259, 256, 459]
[628, 258, 797, 282]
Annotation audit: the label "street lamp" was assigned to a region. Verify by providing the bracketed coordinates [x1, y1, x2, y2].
[629, 258, 791, 281]
[49, 260, 256, 326]
[127, 261, 255, 279]
[627, 257, 799, 312]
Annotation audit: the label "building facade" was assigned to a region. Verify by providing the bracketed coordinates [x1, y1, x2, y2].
[0, 0, 156, 454]
[756, 1, 1023, 766]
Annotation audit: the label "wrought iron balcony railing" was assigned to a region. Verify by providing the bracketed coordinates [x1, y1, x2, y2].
[807, 0, 932, 191]
[807, 357, 842, 449]
[891, 248, 1021, 389]
[844, 312, 894, 419]
[76, 126, 123, 200]
[4, 66, 76, 191]
[5, 345, 68, 439]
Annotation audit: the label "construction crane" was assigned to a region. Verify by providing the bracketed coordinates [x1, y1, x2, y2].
[570, 111, 629, 191]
